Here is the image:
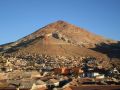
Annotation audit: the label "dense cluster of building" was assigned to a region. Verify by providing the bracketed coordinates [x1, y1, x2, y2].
[0, 54, 120, 90]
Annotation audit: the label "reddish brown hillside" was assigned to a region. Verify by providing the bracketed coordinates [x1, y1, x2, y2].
[0, 20, 117, 68]
[19, 20, 109, 48]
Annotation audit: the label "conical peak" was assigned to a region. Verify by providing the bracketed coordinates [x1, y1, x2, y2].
[55, 20, 69, 25]
[31, 20, 91, 39]
[18, 20, 107, 47]
[46, 20, 72, 29]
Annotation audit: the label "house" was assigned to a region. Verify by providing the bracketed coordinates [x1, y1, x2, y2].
[81, 71, 105, 79]
[30, 83, 47, 90]
[31, 71, 42, 79]
[81, 66, 106, 78]
[54, 67, 70, 75]
[20, 80, 35, 89]
[96, 74, 105, 79]
[113, 68, 120, 74]
[6, 67, 13, 72]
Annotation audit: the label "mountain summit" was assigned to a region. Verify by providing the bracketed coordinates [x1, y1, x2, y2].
[0, 20, 118, 62]
[12, 20, 111, 48]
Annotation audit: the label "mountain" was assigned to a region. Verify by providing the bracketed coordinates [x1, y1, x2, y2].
[0, 20, 119, 69]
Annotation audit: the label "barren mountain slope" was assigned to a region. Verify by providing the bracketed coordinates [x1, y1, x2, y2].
[0, 20, 117, 68]
[15, 20, 113, 48]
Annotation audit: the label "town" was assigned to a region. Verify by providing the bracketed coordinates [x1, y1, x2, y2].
[0, 54, 120, 90]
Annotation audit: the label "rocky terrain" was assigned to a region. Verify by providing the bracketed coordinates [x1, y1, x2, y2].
[0, 20, 120, 90]
[0, 20, 119, 68]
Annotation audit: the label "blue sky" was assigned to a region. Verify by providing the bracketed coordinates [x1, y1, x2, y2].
[0, 0, 120, 45]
